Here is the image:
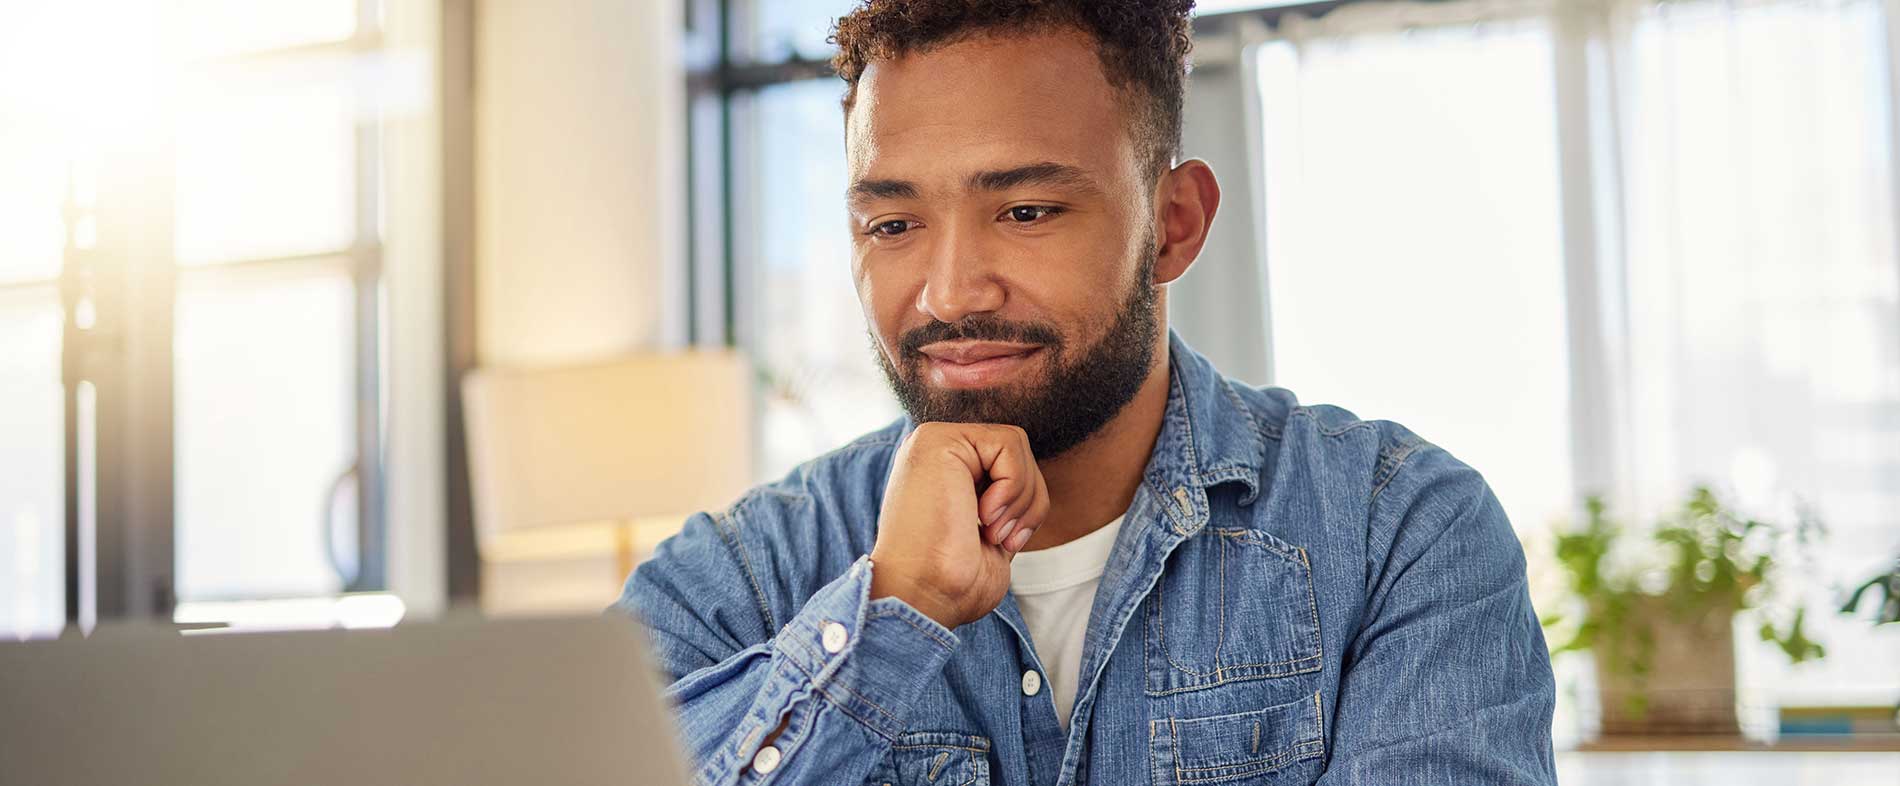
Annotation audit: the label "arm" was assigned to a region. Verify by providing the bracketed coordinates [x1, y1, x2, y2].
[1318, 447, 1558, 785]
[614, 509, 958, 786]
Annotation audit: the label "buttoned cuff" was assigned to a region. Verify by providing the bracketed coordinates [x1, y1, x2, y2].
[772, 555, 960, 740]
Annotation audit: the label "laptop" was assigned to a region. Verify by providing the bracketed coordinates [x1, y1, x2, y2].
[0, 613, 691, 786]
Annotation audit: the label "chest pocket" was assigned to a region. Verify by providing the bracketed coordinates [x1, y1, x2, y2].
[1144, 527, 1322, 696]
[865, 732, 990, 786]
[1149, 693, 1326, 785]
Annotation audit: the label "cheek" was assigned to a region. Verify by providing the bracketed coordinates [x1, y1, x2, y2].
[854, 263, 911, 345]
[1008, 239, 1129, 318]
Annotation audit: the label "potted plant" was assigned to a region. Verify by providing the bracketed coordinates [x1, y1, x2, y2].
[1544, 486, 1825, 737]
[1841, 555, 1900, 626]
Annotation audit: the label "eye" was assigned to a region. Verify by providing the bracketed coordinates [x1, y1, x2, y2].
[867, 219, 915, 237]
[1004, 205, 1064, 224]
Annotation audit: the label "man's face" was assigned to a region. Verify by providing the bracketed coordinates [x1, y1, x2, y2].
[845, 28, 1163, 459]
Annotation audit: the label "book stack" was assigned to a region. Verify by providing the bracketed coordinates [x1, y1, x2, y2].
[1776, 705, 1900, 750]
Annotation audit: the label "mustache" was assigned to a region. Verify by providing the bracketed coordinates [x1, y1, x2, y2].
[898, 314, 1064, 359]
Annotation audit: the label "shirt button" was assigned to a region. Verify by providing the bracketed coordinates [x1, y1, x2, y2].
[1021, 669, 1042, 696]
[821, 621, 848, 654]
[752, 744, 782, 774]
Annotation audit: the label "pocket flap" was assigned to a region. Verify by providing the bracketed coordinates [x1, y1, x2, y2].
[1151, 693, 1324, 784]
[870, 732, 990, 786]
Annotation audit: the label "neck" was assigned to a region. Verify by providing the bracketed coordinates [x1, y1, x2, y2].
[1020, 337, 1172, 551]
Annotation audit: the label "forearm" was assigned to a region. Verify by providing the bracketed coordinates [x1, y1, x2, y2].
[654, 556, 961, 785]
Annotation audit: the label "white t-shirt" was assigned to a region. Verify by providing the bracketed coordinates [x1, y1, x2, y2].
[1008, 515, 1124, 731]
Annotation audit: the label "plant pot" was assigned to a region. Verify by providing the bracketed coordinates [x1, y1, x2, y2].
[1594, 596, 1740, 737]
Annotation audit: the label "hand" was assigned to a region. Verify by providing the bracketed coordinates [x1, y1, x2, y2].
[868, 422, 1050, 629]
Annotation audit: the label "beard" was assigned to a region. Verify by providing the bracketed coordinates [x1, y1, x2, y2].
[872, 243, 1160, 460]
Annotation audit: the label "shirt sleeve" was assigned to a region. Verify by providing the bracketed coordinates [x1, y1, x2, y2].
[614, 509, 960, 786]
[1317, 445, 1559, 785]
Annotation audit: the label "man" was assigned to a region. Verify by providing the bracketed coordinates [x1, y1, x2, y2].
[617, 1, 1557, 783]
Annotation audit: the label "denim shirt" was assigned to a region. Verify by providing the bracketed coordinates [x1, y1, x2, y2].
[616, 332, 1557, 786]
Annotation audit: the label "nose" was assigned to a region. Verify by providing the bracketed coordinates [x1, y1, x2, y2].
[916, 223, 1005, 324]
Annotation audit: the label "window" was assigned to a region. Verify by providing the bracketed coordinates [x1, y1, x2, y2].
[170, 22, 386, 603]
[0, 133, 65, 634]
[0, 0, 399, 634]
[1217, 0, 1900, 724]
[689, 0, 900, 482]
[733, 79, 901, 479]
[1253, 14, 1577, 540]
[1611, 0, 1900, 709]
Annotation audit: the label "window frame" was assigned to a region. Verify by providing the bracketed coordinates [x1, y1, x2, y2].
[53, 0, 392, 625]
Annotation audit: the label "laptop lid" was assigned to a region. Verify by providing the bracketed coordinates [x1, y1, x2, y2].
[0, 614, 689, 786]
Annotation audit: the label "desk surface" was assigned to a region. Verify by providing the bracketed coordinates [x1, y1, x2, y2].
[1556, 751, 1900, 785]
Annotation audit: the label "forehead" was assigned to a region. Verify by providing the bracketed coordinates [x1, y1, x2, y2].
[843, 28, 1138, 191]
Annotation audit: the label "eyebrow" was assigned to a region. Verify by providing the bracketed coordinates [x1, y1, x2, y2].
[847, 178, 920, 205]
[966, 162, 1099, 194]
[846, 161, 1100, 208]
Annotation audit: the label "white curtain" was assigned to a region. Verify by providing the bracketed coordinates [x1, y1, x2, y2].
[1599, 0, 1900, 709]
[1201, 0, 1900, 719]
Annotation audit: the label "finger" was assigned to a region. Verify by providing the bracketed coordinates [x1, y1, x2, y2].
[972, 425, 1040, 542]
[977, 474, 1041, 545]
[987, 473, 1040, 547]
[1006, 465, 1052, 553]
[975, 476, 1021, 530]
[973, 424, 1040, 498]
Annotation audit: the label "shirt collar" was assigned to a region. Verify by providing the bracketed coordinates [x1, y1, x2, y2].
[1142, 330, 1267, 520]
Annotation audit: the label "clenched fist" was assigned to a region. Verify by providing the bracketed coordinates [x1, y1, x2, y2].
[868, 422, 1051, 629]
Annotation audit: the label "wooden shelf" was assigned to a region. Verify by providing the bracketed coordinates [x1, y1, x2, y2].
[1576, 734, 1900, 753]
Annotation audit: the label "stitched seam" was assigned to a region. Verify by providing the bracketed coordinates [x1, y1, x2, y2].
[1147, 656, 1325, 694]
[821, 678, 903, 729]
[1172, 717, 1184, 785]
[777, 652, 903, 741]
[1182, 748, 1300, 771]
[1179, 404, 1205, 499]
[1219, 379, 1267, 445]
[1159, 533, 1320, 680]
[1301, 546, 1324, 668]
[1163, 647, 1323, 678]
[866, 605, 957, 651]
[1311, 690, 1326, 758]
[1152, 571, 1173, 671]
[1213, 527, 1306, 564]
[890, 744, 989, 754]
[1179, 749, 1296, 775]
[1174, 737, 1324, 782]
[712, 508, 778, 632]
[1167, 360, 1207, 503]
[1253, 389, 1286, 440]
[1371, 441, 1428, 502]
[1200, 465, 1255, 485]
[1291, 406, 1379, 438]
[1215, 533, 1228, 678]
[1149, 719, 1161, 784]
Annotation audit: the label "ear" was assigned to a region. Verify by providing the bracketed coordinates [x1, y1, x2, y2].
[1150, 159, 1221, 286]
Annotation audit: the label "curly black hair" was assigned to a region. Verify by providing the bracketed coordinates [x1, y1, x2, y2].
[830, 0, 1197, 178]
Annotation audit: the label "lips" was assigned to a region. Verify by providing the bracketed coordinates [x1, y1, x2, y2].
[919, 341, 1041, 364]
[917, 341, 1042, 389]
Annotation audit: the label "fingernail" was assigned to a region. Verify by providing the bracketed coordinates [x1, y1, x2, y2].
[1006, 526, 1033, 552]
[995, 518, 1018, 545]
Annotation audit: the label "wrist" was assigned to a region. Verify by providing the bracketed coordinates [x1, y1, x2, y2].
[867, 553, 959, 628]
